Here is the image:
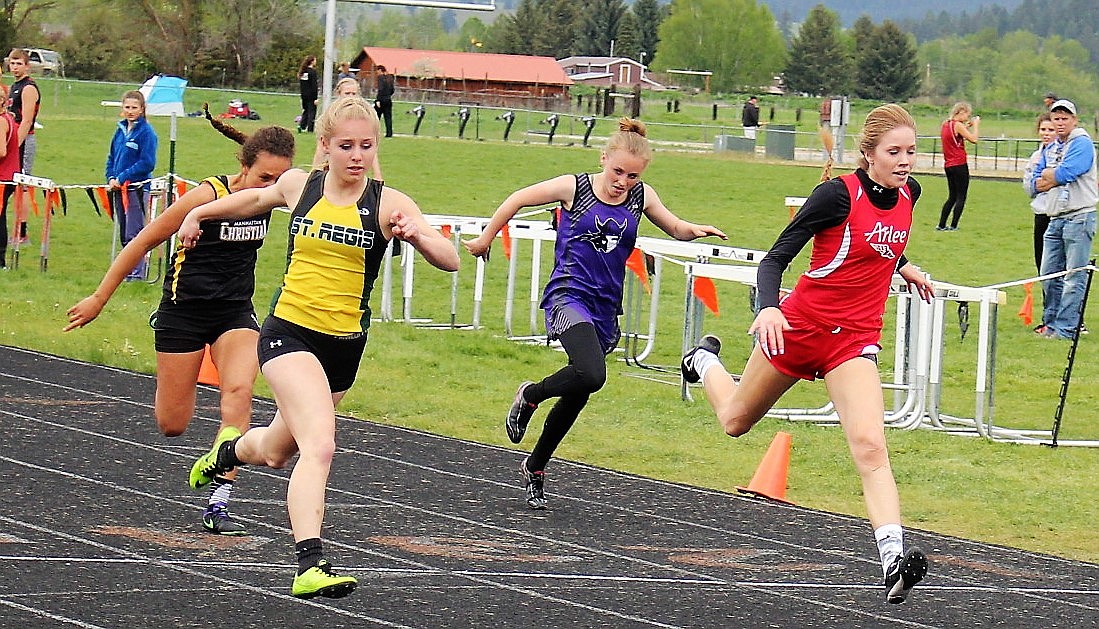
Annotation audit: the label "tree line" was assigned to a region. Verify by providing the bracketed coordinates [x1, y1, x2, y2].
[4, 0, 1096, 111]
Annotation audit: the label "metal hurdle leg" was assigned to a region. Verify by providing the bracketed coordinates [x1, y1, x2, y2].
[504, 235, 518, 337]
[379, 239, 395, 321]
[529, 237, 541, 335]
[472, 254, 485, 328]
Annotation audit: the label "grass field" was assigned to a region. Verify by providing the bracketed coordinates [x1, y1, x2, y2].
[4, 79, 1097, 564]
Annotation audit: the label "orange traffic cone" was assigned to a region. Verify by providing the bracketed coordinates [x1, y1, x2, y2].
[197, 345, 220, 387]
[736, 431, 794, 504]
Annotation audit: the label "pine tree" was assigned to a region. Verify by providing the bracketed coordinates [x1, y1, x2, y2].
[575, 0, 627, 57]
[783, 5, 853, 96]
[855, 21, 922, 101]
[631, 0, 664, 65]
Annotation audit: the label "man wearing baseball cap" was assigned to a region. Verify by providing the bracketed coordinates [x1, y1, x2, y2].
[1028, 99, 1097, 339]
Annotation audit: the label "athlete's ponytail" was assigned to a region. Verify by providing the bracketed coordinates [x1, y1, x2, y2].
[204, 103, 295, 167]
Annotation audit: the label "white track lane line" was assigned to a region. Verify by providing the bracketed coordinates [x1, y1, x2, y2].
[0, 513, 413, 627]
[0, 409, 949, 628]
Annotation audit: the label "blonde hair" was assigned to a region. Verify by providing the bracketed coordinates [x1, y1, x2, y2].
[950, 102, 971, 119]
[605, 117, 651, 163]
[334, 77, 360, 97]
[315, 95, 379, 141]
[856, 104, 917, 171]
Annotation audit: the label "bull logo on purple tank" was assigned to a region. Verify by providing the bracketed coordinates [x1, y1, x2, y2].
[578, 215, 627, 253]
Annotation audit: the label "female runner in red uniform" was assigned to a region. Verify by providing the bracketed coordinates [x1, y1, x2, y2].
[681, 104, 934, 605]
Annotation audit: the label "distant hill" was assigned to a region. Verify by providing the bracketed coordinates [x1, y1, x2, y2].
[758, 0, 1026, 25]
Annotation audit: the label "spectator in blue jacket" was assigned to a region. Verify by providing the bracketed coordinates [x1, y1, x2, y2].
[1028, 99, 1097, 339]
[105, 90, 158, 280]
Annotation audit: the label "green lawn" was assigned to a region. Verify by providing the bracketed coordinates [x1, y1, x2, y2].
[3, 79, 1097, 564]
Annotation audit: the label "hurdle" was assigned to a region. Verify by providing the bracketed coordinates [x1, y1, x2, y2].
[673, 259, 1086, 442]
[377, 214, 766, 358]
[12, 173, 57, 272]
[628, 238, 766, 370]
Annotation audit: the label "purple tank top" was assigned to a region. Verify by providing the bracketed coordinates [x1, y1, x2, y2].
[540, 173, 644, 320]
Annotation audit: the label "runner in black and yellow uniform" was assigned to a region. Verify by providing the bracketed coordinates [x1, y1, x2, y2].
[66, 116, 295, 536]
[180, 96, 459, 600]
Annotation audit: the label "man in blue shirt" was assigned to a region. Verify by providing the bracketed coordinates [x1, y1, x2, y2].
[1029, 99, 1097, 339]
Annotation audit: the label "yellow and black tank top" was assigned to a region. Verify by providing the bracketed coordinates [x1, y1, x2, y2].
[270, 170, 388, 336]
[163, 175, 272, 304]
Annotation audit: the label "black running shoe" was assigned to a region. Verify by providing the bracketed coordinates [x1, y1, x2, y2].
[505, 381, 538, 444]
[520, 457, 547, 510]
[884, 547, 928, 604]
[202, 502, 247, 536]
[680, 335, 722, 383]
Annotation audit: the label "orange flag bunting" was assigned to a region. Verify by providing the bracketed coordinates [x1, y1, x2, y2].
[501, 224, 512, 260]
[625, 248, 650, 293]
[1018, 282, 1034, 327]
[12, 182, 24, 225]
[96, 186, 112, 219]
[440, 224, 452, 239]
[28, 185, 40, 217]
[693, 276, 720, 316]
[176, 180, 188, 202]
[120, 181, 130, 212]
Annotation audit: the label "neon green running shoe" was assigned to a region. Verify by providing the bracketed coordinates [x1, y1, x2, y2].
[188, 426, 242, 490]
[291, 559, 358, 599]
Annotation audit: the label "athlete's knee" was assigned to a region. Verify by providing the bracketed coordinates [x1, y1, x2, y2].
[574, 364, 607, 394]
[297, 438, 337, 467]
[848, 434, 890, 473]
[717, 403, 762, 438]
[154, 409, 191, 437]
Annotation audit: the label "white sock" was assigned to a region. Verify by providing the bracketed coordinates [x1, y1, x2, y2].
[875, 524, 904, 576]
[690, 349, 720, 381]
[209, 477, 234, 507]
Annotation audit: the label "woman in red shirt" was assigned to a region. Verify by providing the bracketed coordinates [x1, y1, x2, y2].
[937, 102, 980, 231]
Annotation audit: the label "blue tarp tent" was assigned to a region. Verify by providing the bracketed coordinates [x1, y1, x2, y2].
[139, 75, 187, 117]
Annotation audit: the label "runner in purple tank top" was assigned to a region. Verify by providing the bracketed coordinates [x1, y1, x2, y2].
[464, 118, 726, 510]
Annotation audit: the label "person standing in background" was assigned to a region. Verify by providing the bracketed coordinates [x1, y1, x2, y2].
[104, 90, 157, 280]
[0, 63, 19, 266]
[374, 65, 395, 138]
[937, 102, 979, 231]
[1044, 92, 1058, 111]
[1029, 99, 1097, 340]
[1023, 113, 1057, 273]
[337, 62, 355, 81]
[741, 96, 760, 140]
[819, 97, 835, 161]
[7, 48, 39, 245]
[0, 74, 18, 267]
[297, 55, 319, 134]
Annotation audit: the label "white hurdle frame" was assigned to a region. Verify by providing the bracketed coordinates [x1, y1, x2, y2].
[675, 259, 1057, 441]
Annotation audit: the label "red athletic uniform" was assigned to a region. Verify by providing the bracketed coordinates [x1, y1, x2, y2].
[758, 171, 917, 380]
[940, 119, 967, 168]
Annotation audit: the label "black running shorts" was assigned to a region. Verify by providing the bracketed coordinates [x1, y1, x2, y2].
[257, 315, 367, 394]
[151, 300, 259, 353]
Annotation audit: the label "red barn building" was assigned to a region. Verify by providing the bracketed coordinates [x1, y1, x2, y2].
[350, 47, 573, 110]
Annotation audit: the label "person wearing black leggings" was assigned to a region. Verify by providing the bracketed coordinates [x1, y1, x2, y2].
[463, 118, 725, 509]
[937, 102, 980, 231]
